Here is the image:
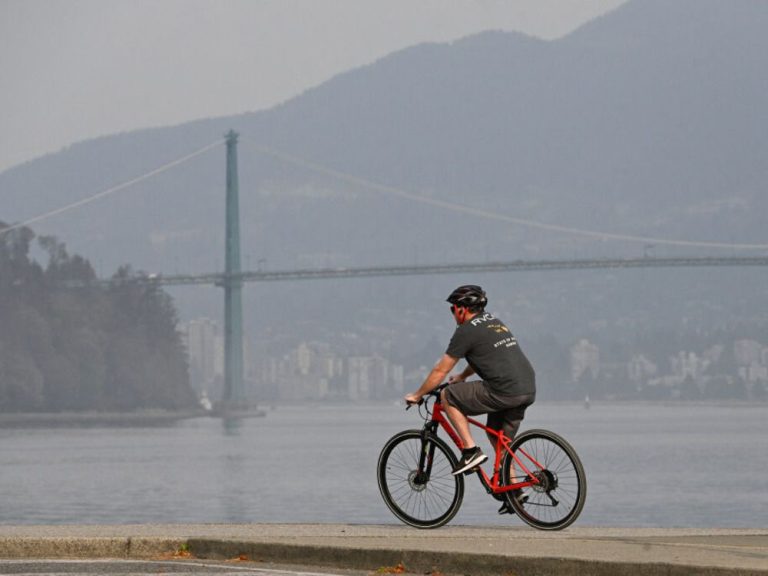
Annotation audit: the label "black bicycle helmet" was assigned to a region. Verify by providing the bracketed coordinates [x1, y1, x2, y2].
[446, 285, 487, 310]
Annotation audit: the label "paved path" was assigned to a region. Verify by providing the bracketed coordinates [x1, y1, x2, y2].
[0, 558, 367, 576]
[0, 524, 766, 576]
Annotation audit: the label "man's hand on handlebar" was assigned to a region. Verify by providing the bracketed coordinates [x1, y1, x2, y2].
[404, 392, 423, 408]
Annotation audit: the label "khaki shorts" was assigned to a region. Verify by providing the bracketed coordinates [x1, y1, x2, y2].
[443, 380, 535, 439]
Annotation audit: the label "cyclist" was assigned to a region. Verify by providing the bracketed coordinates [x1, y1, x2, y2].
[404, 285, 536, 488]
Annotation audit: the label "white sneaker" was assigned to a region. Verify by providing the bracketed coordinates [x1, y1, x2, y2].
[452, 447, 487, 475]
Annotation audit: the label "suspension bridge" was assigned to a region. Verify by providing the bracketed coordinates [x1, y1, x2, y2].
[4, 130, 767, 411]
[146, 255, 768, 286]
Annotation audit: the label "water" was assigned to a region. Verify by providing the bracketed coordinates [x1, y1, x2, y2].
[1, 402, 766, 527]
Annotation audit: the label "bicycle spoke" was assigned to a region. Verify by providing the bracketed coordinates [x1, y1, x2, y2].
[502, 429, 586, 530]
[378, 431, 464, 528]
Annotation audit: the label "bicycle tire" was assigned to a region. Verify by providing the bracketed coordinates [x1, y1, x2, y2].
[377, 429, 464, 528]
[502, 429, 587, 530]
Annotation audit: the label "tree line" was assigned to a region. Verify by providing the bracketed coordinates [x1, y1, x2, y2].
[0, 223, 196, 412]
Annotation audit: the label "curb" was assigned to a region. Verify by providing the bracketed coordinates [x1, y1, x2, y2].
[1, 534, 766, 576]
[187, 539, 767, 576]
[0, 537, 184, 560]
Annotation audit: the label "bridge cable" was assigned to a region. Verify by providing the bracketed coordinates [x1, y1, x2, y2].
[241, 138, 768, 251]
[0, 139, 225, 238]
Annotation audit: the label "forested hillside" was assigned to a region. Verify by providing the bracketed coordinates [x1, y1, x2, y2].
[0, 223, 195, 412]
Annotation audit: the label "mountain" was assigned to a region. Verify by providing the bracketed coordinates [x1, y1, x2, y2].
[2, 0, 766, 349]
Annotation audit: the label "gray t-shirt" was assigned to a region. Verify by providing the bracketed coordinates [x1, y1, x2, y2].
[446, 311, 535, 397]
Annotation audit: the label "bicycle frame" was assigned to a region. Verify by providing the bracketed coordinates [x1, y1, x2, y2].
[424, 398, 543, 496]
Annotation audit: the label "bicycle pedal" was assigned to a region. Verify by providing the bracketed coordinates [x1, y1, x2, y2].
[498, 503, 516, 515]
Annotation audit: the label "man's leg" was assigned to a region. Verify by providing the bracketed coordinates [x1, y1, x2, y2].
[441, 382, 492, 474]
[440, 388, 489, 475]
[441, 389, 475, 448]
[491, 404, 532, 514]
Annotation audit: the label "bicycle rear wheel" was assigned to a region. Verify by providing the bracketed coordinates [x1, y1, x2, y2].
[502, 429, 586, 530]
[377, 429, 464, 528]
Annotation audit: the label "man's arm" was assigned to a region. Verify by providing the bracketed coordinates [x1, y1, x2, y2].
[404, 354, 459, 404]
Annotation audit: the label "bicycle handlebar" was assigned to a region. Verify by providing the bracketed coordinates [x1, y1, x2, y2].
[430, 382, 450, 396]
[405, 382, 449, 410]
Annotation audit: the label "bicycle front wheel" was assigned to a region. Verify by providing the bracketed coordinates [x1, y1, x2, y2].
[377, 429, 464, 528]
[502, 429, 587, 530]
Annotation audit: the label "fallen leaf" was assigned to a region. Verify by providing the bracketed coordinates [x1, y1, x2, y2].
[373, 562, 406, 574]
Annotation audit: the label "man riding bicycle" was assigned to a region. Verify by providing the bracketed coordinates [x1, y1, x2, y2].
[404, 285, 536, 482]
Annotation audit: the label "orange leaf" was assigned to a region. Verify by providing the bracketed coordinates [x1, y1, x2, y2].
[375, 562, 406, 574]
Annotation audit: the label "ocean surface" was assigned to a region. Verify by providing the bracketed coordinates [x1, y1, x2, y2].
[1, 402, 766, 527]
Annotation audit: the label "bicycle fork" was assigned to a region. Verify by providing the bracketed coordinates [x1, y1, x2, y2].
[414, 424, 440, 485]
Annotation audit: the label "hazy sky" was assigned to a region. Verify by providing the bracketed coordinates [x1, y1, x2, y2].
[0, 0, 626, 173]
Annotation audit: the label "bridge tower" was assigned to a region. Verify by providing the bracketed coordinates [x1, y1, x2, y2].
[221, 129, 245, 408]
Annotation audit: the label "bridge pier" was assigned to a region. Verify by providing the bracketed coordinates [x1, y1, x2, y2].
[220, 129, 245, 411]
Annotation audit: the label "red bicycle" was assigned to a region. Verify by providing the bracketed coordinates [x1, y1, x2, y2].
[377, 383, 587, 530]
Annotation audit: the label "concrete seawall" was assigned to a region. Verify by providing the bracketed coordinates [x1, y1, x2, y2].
[0, 524, 766, 575]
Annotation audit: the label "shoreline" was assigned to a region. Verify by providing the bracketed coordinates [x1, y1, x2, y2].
[1, 397, 765, 428]
[0, 410, 207, 428]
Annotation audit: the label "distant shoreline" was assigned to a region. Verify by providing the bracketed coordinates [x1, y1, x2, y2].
[0, 410, 206, 428]
[0, 406, 275, 428]
[203, 398, 768, 410]
[1, 398, 764, 428]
